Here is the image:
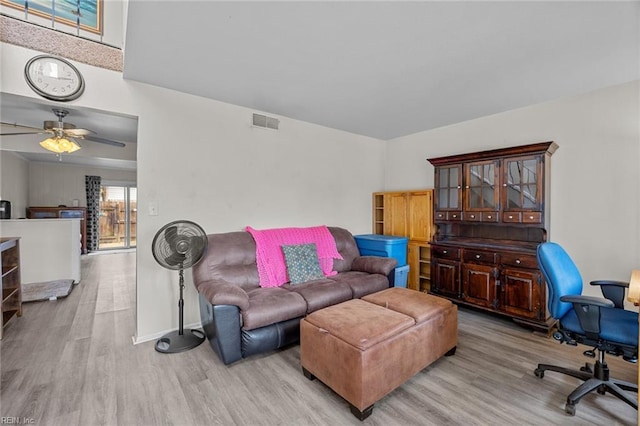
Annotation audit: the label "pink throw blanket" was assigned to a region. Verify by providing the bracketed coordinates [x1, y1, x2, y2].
[246, 225, 343, 288]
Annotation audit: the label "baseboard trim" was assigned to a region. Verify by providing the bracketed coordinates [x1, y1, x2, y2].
[132, 321, 203, 345]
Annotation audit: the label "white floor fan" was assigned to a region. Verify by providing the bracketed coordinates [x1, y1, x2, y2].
[151, 220, 208, 354]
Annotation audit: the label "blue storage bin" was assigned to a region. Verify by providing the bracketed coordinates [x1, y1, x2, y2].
[353, 234, 408, 267]
[388, 264, 410, 288]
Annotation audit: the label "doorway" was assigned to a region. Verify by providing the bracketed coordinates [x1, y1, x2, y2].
[98, 184, 137, 250]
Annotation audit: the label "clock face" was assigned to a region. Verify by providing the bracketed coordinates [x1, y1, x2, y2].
[24, 55, 85, 102]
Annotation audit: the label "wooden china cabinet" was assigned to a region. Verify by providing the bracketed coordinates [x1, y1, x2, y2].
[428, 142, 558, 332]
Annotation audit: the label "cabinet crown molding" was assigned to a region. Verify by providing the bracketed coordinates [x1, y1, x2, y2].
[427, 141, 558, 166]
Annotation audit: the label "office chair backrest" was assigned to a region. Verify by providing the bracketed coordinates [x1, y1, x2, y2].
[537, 242, 584, 320]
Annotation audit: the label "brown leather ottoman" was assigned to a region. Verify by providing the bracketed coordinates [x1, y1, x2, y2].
[300, 287, 457, 420]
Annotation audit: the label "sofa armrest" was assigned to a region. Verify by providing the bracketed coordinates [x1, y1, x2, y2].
[196, 279, 250, 311]
[198, 295, 243, 365]
[351, 256, 398, 276]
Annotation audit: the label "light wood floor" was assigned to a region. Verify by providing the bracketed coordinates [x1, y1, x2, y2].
[1, 252, 637, 425]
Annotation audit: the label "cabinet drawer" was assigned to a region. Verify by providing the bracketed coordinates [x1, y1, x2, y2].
[502, 212, 521, 223]
[463, 249, 497, 264]
[448, 211, 462, 221]
[501, 253, 538, 269]
[463, 212, 499, 222]
[431, 246, 460, 260]
[463, 212, 481, 222]
[482, 212, 499, 222]
[434, 211, 462, 222]
[522, 212, 542, 224]
[434, 211, 447, 221]
[502, 212, 542, 224]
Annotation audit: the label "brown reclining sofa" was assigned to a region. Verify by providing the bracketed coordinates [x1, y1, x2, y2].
[193, 226, 397, 365]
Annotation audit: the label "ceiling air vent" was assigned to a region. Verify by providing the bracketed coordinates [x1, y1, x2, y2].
[252, 113, 279, 130]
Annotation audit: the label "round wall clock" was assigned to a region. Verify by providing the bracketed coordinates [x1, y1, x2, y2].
[24, 55, 85, 102]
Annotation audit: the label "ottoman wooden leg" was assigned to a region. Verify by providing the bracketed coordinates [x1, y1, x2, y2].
[349, 403, 374, 421]
[302, 367, 316, 381]
[445, 346, 457, 356]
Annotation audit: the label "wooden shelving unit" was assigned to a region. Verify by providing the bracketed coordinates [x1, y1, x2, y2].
[418, 244, 431, 292]
[372, 190, 434, 291]
[1, 237, 22, 339]
[372, 194, 385, 235]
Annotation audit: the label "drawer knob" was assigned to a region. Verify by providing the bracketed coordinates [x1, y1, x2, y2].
[516, 259, 521, 264]
[475, 254, 481, 259]
[443, 250, 448, 254]
[470, 215, 475, 218]
[529, 216, 534, 220]
[508, 215, 513, 219]
[452, 214, 457, 218]
[487, 215, 492, 219]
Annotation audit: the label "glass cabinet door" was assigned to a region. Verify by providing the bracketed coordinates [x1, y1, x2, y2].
[503, 156, 542, 210]
[465, 160, 499, 211]
[435, 165, 462, 210]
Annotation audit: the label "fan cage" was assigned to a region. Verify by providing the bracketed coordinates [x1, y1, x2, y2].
[152, 220, 208, 270]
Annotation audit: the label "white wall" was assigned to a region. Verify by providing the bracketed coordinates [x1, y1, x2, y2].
[0, 151, 29, 218]
[134, 82, 386, 340]
[28, 161, 136, 208]
[0, 219, 81, 284]
[386, 80, 640, 300]
[1, 42, 387, 341]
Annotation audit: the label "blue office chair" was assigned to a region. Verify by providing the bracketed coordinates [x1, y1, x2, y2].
[534, 242, 638, 416]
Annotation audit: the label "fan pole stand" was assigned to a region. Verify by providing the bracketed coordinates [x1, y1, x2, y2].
[155, 268, 205, 354]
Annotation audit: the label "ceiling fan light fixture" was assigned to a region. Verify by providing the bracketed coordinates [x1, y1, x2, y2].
[40, 136, 81, 154]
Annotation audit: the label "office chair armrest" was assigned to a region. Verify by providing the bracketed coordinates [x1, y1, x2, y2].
[560, 295, 614, 338]
[590, 280, 628, 309]
[590, 280, 629, 288]
[560, 295, 615, 308]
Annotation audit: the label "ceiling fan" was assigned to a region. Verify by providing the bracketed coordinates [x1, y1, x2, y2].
[0, 108, 126, 153]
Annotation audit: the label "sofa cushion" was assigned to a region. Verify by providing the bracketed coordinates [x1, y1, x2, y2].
[242, 287, 308, 331]
[284, 279, 353, 313]
[327, 271, 389, 298]
[282, 243, 325, 284]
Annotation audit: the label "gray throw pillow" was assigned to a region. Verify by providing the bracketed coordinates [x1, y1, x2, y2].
[281, 243, 325, 284]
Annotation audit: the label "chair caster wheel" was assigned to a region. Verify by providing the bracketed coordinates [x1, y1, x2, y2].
[534, 368, 544, 378]
[579, 362, 592, 373]
[565, 403, 576, 416]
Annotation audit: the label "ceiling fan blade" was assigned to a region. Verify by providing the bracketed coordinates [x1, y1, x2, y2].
[65, 128, 94, 137]
[0, 131, 49, 136]
[1, 121, 44, 131]
[83, 135, 126, 148]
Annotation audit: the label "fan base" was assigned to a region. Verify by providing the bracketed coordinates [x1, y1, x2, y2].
[155, 329, 205, 354]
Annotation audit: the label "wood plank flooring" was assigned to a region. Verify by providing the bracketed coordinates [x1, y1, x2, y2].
[1, 251, 637, 425]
